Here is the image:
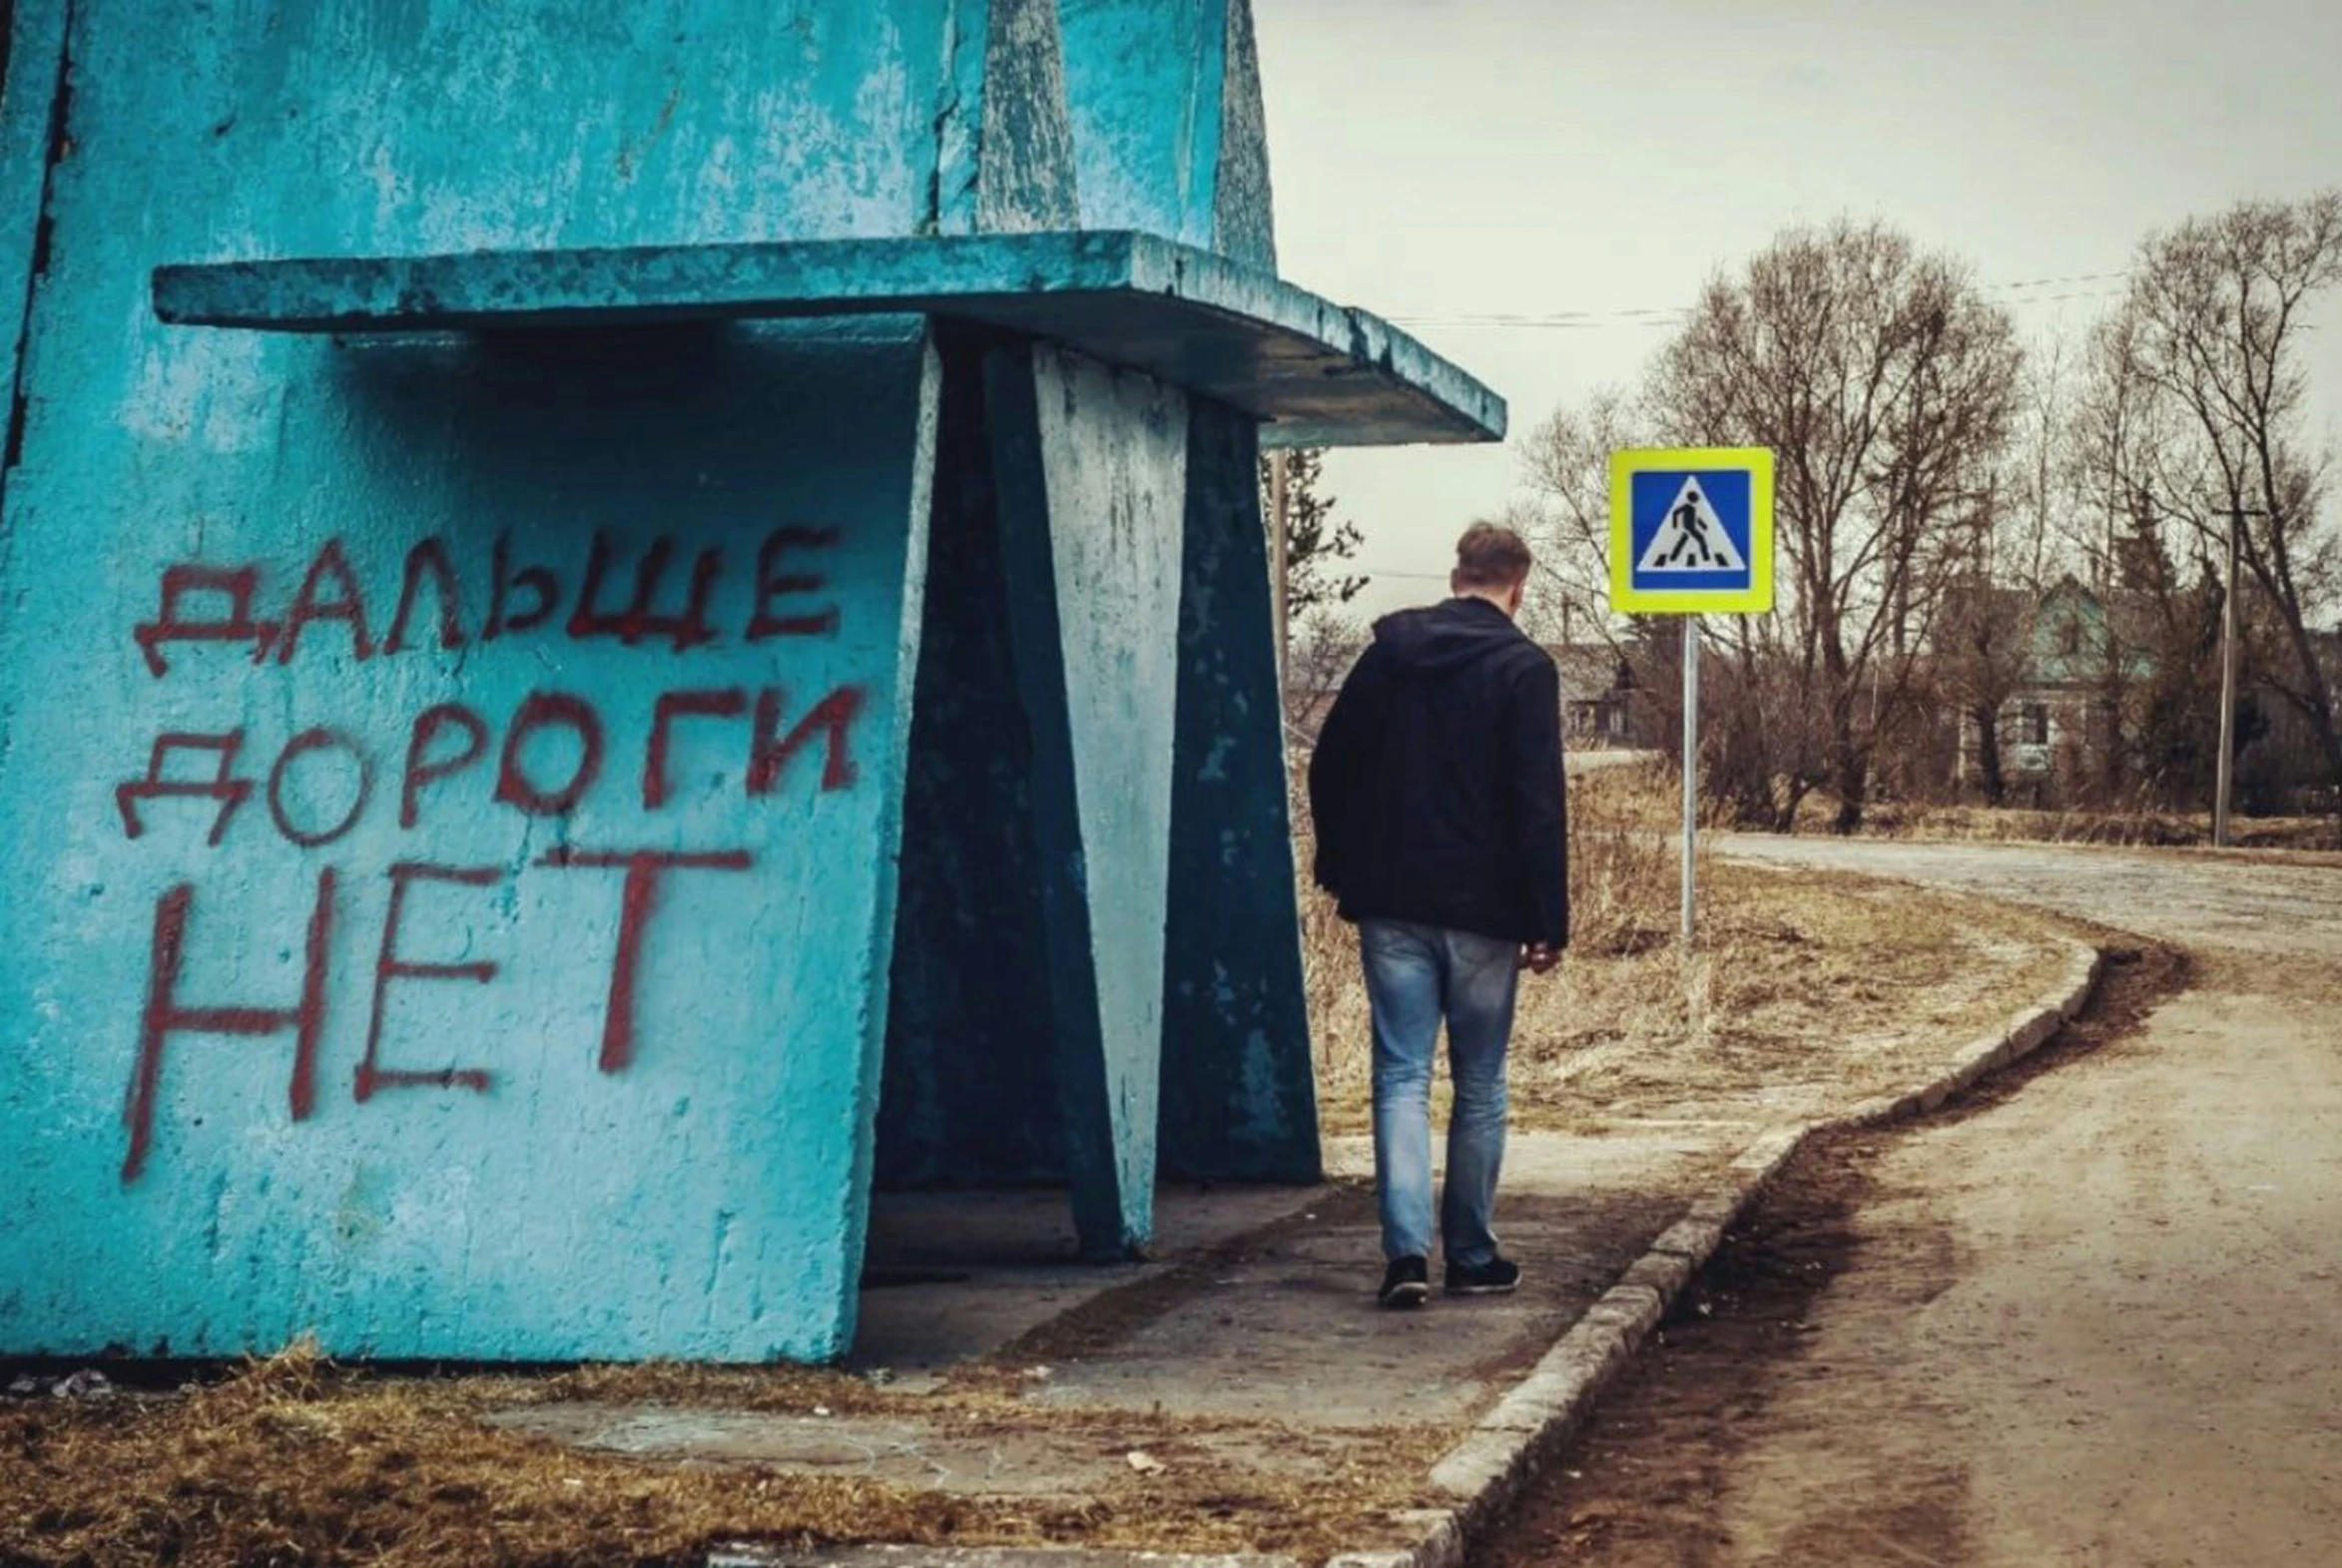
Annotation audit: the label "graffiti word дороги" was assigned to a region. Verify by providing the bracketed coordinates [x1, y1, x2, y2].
[116, 686, 866, 849]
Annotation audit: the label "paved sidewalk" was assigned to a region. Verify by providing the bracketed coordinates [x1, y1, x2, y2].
[495, 1129, 1742, 1518]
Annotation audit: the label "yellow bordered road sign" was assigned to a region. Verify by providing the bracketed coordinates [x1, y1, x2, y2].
[1609, 446, 1775, 615]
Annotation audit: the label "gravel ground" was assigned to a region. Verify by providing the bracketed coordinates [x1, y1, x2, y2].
[1478, 838, 2342, 1567]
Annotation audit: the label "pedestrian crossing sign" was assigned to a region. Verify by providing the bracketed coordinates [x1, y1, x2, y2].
[1609, 447, 1775, 614]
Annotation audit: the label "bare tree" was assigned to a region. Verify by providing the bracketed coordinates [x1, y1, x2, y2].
[1518, 390, 1637, 648]
[2101, 192, 2342, 827]
[1258, 447, 1367, 618]
[1283, 609, 1366, 748]
[1645, 220, 2024, 830]
[1934, 519, 2038, 805]
[1934, 342, 2076, 803]
[2064, 307, 2226, 805]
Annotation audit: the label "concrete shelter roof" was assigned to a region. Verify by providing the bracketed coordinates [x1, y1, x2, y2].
[153, 230, 1506, 450]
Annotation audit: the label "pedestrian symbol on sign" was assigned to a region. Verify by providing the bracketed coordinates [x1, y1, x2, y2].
[1636, 476, 1747, 574]
[1610, 448, 1770, 614]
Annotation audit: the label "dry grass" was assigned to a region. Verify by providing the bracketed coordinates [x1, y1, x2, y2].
[1, 1345, 1449, 1567]
[1790, 793, 2340, 851]
[1305, 764, 2077, 1135]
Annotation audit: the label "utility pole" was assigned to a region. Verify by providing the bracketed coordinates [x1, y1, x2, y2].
[1267, 448, 1290, 693]
[2213, 501, 2269, 848]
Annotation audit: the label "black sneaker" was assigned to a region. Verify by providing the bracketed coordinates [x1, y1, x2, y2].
[1378, 1256, 1431, 1309]
[1445, 1256, 1522, 1296]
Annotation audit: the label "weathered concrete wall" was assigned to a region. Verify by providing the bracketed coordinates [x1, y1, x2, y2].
[878, 331, 1064, 1188]
[878, 0, 1315, 1207]
[1058, 0, 1317, 1181]
[939, 0, 1082, 236]
[1058, 0, 1274, 265]
[0, 0, 968, 1361]
[0, 0, 1342, 1355]
[1208, 0, 1278, 272]
[0, 316, 940, 1361]
[1019, 343, 1190, 1254]
[878, 0, 1080, 1194]
[1159, 397, 1319, 1182]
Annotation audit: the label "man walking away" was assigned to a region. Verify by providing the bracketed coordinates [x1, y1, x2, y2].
[1307, 522, 1567, 1309]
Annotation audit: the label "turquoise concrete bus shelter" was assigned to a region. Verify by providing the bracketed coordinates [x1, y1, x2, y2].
[0, 0, 1502, 1362]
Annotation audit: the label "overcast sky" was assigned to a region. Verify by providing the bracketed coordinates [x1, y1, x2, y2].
[1252, 0, 2342, 619]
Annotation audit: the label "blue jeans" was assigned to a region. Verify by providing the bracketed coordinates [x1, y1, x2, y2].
[1360, 918, 1518, 1267]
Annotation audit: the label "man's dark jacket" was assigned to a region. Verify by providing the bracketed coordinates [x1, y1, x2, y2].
[1307, 597, 1568, 948]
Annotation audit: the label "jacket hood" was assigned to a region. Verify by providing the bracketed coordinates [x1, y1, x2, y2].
[1370, 597, 1528, 677]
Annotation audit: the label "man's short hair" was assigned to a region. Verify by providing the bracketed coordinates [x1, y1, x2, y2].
[1453, 522, 1533, 591]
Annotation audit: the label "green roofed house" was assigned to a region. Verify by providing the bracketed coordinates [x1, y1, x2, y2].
[1954, 574, 2341, 815]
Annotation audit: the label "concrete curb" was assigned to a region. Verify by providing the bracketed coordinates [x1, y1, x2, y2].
[1823, 939, 2103, 1130]
[1329, 937, 2106, 1568]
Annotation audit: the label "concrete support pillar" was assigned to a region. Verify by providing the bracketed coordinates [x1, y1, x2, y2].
[988, 340, 1188, 1257]
[1159, 398, 1319, 1181]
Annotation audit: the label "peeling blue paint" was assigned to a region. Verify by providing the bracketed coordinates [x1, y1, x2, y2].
[0, 0, 1499, 1361]
[1055, 1, 1318, 1182]
[0, 310, 943, 1361]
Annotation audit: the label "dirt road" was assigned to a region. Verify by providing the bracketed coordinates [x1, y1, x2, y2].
[1479, 837, 2342, 1568]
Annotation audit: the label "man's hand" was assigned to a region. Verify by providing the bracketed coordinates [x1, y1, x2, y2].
[1519, 942, 1561, 975]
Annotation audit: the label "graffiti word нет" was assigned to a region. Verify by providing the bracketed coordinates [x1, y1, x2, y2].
[119, 847, 758, 1183]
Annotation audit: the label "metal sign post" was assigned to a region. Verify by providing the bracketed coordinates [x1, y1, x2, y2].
[1609, 447, 1775, 949]
[1680, 614, 1700, 946]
